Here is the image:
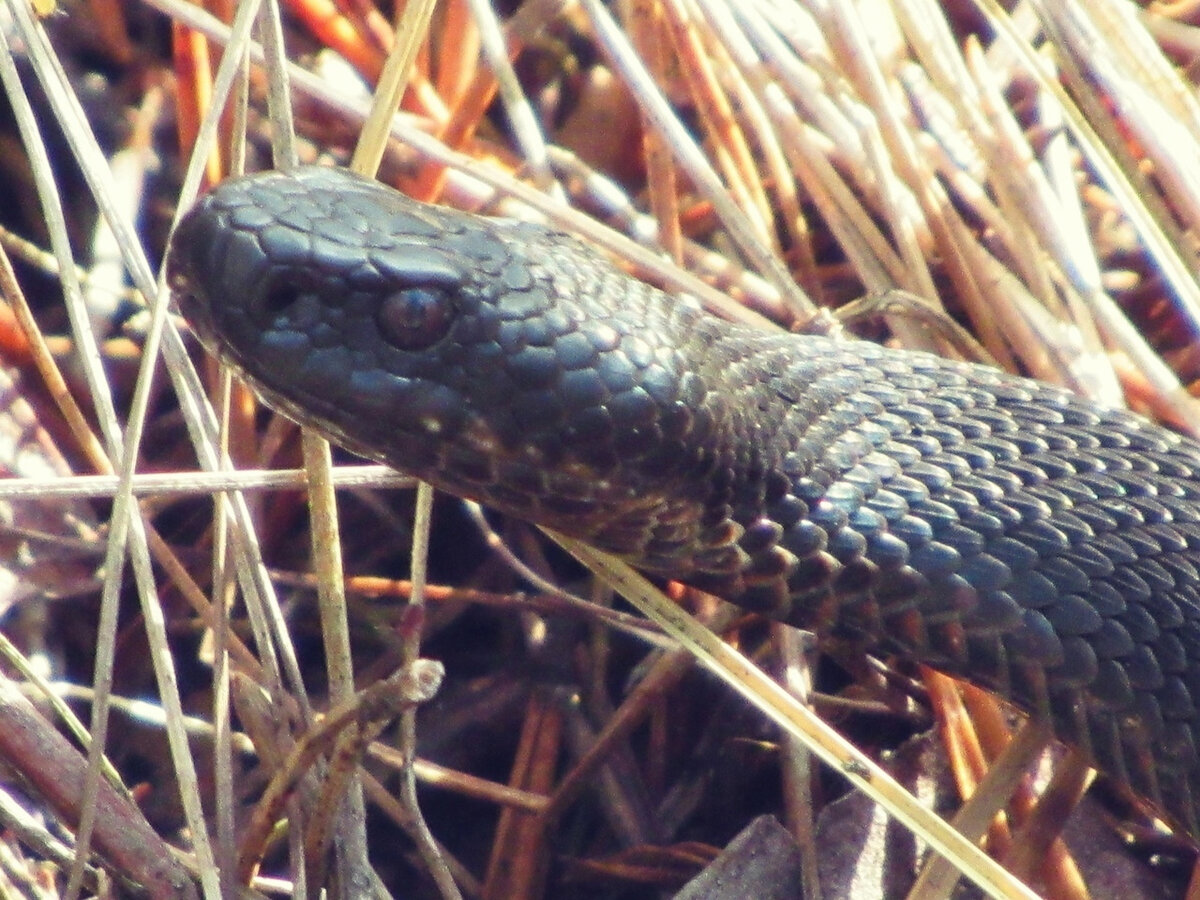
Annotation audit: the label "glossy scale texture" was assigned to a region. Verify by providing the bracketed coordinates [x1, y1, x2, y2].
[169, 166, 1200, 835]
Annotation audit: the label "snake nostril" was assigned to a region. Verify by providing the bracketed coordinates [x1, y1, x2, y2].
[252, 279, 308, 329]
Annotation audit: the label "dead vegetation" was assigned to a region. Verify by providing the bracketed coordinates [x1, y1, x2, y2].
[0, 0, 1199, 897]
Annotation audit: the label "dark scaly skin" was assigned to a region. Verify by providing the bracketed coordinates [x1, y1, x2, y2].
[168, 166, 1200, 836]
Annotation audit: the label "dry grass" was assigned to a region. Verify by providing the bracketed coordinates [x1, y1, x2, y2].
[0, 0, 1198, 897]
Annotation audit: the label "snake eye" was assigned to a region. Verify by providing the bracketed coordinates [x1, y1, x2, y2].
[378, 286, 456, 351]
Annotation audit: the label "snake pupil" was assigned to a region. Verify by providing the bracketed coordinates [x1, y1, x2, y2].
[378, 287, 456, 351]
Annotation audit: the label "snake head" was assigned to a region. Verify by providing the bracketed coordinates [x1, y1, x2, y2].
[169, 167, 480, 467]
[167, 167, 744, 563]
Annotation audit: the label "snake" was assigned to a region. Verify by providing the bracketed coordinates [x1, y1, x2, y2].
[167, 165, 1200, 839]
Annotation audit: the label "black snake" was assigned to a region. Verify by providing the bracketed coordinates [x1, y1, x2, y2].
[168, 165, 1200, 838]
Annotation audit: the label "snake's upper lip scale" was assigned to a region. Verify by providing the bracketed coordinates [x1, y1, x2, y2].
[170, 165, 1200, 839]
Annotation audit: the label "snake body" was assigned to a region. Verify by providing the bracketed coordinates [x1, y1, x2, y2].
[168, 166, 1200, 836]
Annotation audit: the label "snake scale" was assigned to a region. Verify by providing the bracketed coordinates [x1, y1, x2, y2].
[168, 166, 1200, 838]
